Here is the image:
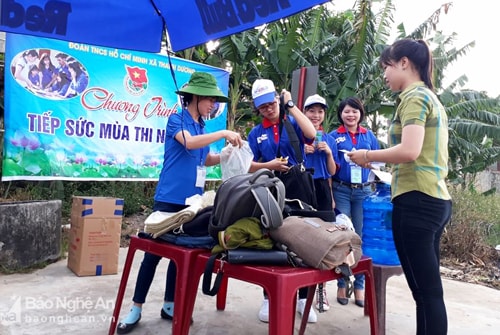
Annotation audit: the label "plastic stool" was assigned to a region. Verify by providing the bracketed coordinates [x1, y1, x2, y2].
[108, 235, 210, 335]
[187, 254, 378, 335]
[372, 264, 404, 335]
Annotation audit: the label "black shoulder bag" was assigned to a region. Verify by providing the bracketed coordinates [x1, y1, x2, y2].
[275, 96, 318, 209]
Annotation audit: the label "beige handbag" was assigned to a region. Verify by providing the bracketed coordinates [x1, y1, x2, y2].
[269, 216, 362, 270]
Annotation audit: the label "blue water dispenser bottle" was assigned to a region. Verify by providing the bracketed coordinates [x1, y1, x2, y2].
[362, 182, 400, 265]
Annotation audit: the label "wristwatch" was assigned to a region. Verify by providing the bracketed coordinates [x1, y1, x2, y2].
[286, 100, 295, 109]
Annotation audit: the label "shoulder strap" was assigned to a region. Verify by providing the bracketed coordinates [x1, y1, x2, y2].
[202, 253, 225, 296]
[249, 169, 285, 230]
[283, 118, 304, 164]
[251, 186, 283, 229]
[277, 96, 285, 159]
[277, 95, 304, 163]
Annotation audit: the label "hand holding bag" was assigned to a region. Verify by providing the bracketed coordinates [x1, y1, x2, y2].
[220, 140, 254, 181]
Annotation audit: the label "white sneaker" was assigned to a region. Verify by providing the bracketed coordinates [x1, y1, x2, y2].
[258, 299, 269, 323]
[315, 287, 331, 311]
[297, 299, 317, 323]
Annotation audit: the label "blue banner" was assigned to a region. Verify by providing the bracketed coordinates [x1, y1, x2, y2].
[0, 0, 329, 52]
[2, 33, 229, 181]
[161, 0, 330, 52]
[0, 0, 163, 52]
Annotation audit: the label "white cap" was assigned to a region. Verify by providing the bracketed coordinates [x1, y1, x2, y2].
[252, 79, 276, 108]
[304, 94, 328, 109]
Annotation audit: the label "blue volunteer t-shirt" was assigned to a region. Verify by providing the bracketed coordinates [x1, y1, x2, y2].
[329, 125, 379, 183]
[305, 131, 338, 179]
[248, 115, 308, 165]
[154, 110, 209, 205]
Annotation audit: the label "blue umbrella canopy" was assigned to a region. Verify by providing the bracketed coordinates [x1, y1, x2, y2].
[1, 0, 329, 52]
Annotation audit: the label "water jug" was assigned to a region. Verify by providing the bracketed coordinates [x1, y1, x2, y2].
[362, 182, 400, 265]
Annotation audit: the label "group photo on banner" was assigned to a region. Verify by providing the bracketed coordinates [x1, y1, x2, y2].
[2, 34, 230, 181]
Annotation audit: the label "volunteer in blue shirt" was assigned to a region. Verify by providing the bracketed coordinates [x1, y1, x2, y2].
[303, 94, 338, 312]
[117, 72, 242, 334]
[303, 94, 338, 211]
[246, 78, 318, 324]
[329, 97, 379, 308]
[247, 79, 316, 173]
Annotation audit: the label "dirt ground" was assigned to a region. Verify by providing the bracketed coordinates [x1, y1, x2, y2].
[120, 211, 150, 247]
[117, 213, 500, 290]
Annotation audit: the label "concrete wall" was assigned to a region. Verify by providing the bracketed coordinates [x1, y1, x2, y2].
[472, 166, 500, 194]
[0, 200, 62, 270]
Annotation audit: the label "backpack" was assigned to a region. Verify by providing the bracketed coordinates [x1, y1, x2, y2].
[269, 216, 362, 270]
[208, 168, 285, 239]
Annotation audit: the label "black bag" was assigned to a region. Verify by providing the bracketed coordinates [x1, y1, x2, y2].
[202, 248, 290, 296]
[276, 97, 317, 208]
[172, 206, 214, 236]
[139, 207, 217, 249]
[209, 168, 285, 239]
[275, 164, 316, 207]
[283, 198, 338, 222]
[225, 248, 289, 265]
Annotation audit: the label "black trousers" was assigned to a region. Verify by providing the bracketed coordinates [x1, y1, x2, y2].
[392, 191, 452, 335]
[314, 178, 333, 211]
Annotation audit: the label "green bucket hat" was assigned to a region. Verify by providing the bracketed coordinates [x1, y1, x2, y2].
[176, 72, 229, 102]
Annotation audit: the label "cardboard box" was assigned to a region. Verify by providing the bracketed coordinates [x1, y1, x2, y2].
[67, 196, 124, 276]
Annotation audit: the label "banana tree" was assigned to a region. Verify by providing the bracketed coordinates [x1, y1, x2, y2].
[442, 90, 500, 185]
[205, 0, 500, 185]
[402, 6, 500, 186]
[209, 31, 263, 131]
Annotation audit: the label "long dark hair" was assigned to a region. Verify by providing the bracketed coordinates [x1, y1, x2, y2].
[39, 53, 55, 71]
[68, 61, 84, 77]
[379, 39, 434, 91]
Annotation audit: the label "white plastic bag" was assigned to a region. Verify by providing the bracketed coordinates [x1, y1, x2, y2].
[220, 140, 254, 181]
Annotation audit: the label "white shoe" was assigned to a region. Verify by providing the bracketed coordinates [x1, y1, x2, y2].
[297, 299, 317, 323]
[258, 299, 269, 323]
[315, 286, 331, 311]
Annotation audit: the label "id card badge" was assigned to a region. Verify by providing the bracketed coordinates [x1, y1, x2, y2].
[350, 164, 362, 184]
[195, 165, 207, 188]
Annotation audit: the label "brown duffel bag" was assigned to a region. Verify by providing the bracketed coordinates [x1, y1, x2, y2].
[269, 216, 362, 270]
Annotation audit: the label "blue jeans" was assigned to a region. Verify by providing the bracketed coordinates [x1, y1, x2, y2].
[132, 201, 187, 304]
[332, 181, 372, 290]
[392, 191, 451, 335]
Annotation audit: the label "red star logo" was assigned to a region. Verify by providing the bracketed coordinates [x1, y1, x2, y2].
[126, 66, 148, 87]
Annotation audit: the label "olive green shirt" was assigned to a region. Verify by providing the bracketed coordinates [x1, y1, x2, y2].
[388, 82, 451, 200]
